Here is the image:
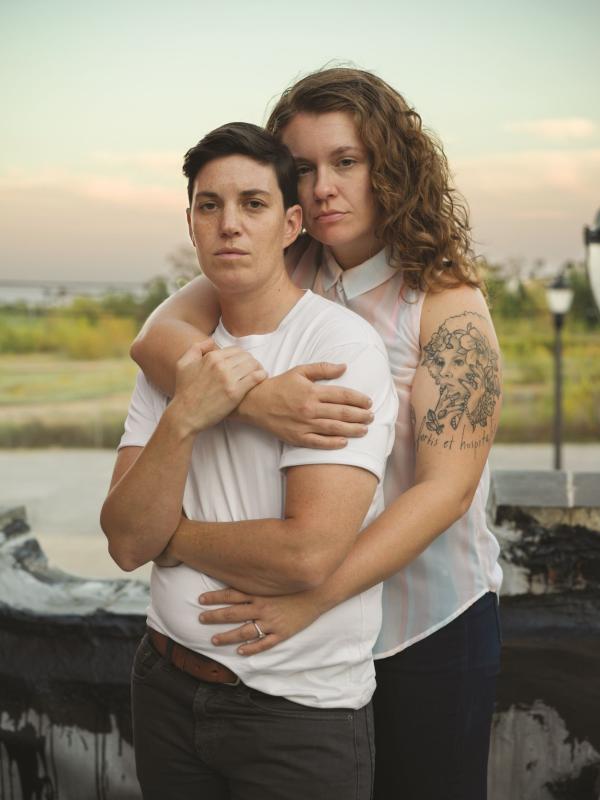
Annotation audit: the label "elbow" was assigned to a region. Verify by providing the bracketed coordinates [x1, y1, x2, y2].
[456, 482, 478, 521]
[274, 522, 352, 592]
[107, 541, 141, 573]
[130, 320, 162, 368]
[101, 507, 144, 573]
[418, 474, 480, 527]
[129, 331, 148, 368]
[283, 550, 342, 591]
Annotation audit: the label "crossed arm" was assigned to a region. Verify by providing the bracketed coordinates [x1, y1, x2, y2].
[129, 277, 502, 652]
[103, 298, 381, 592]
[131, 274, 375, 448]
[160, 463, 378, 594]
[200, 284, 503, 652]
[102, 438, 377, 595]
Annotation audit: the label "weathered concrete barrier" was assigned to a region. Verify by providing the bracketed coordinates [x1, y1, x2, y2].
[0, 506, 146, 800]
[1, 470, 599, 799]
[488, 471, 600, 800]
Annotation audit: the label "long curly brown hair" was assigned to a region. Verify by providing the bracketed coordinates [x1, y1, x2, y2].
[266, 67, 483, 294]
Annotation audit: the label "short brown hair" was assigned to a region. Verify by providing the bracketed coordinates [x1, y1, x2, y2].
[183, 122, 298, 209]
[267, 68, 482, 294]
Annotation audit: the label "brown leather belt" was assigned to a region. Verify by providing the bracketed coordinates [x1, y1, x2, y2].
[147, 627, 240, 685]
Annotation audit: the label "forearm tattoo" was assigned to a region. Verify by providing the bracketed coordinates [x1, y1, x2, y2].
[416, 312, 501, 452]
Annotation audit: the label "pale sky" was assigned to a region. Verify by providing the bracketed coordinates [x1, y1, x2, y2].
[1, 0, 599, 282]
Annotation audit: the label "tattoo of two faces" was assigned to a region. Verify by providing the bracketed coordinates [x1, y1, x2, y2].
[413, 312, 501, 453]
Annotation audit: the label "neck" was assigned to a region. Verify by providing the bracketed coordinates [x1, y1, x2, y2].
[330, 234, 383, 270]
[219, 268, 304, 337]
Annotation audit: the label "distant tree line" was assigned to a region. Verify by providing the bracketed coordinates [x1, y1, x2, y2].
[0, 277, 171, 359]
[0, 276, 171, 325]
[4, 248, 599, 330]
[484, 260, 599, 329]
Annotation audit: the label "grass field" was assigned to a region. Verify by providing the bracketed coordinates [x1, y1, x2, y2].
[497, 320, 600, 442]
[1, 321, 599, 447]
[0, 355, 137, 447]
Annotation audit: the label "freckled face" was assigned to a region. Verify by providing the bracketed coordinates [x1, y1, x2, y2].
[187, 154, 300, 295]
[281, 111, 381, 269]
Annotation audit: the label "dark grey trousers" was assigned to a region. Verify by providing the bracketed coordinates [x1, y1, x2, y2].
[131, 634, 375, 800]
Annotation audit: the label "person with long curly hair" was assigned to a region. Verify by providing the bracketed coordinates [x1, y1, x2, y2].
[131, 67, 503, 800]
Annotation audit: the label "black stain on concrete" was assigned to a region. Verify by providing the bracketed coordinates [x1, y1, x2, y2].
[0, 723, 55, 799]
[0, 513, 146, 796]
[496, 507, 600, 592]
[497, 592, 600, 752]
[546, 763, 600, 799]
[0, 603, 145, 744]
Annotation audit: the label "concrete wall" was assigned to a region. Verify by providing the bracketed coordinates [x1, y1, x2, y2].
[0, 507, 145, 800]
[488, 471, 600, 800]
[1, 471, 599, 799]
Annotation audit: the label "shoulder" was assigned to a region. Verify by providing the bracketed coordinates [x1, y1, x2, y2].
[120, 372, 167, 448]
[303, 292, 388, 354]
[136, 370, 166, 398]
[420, 286, 499, 352]
[422, 284, 489, 318]
[130, 371, 168, 414]
[420, 285, 494, 344]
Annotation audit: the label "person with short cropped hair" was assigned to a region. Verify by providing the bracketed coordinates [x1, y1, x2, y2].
[101, 121, 397, 800]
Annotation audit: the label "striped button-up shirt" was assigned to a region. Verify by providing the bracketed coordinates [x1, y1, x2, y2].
[288, 236, 502, 657]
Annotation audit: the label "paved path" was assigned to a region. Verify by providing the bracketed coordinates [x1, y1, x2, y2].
[1, 445, 598, 580]
[0, 449, 151, 581]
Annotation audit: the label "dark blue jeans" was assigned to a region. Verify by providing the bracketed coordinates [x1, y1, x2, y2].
[131, 634, 375, 800]
[373, 592, 502, 800]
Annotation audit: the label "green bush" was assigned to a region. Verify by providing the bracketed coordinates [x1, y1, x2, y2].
[46, 316, 137, 359]
[0, 313, 137, 359]
[0, 274, 170, 359]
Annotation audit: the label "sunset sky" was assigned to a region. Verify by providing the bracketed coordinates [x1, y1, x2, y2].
[1, 0, 599, 283]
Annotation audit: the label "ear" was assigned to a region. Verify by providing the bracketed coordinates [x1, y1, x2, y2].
[283, 204, 302, 249]
[186, 208, 195, 246]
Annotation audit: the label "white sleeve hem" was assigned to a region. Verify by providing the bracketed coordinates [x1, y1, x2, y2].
[279, 451, 385, 482]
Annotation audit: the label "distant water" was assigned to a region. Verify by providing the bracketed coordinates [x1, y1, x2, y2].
[0, 280, 149, 308]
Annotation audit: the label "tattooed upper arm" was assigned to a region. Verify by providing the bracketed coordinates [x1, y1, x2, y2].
[413, 290, 502, 468]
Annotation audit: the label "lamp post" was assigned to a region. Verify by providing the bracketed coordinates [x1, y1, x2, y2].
[545, 273, 574, 470]
[584, 208, 600, 311]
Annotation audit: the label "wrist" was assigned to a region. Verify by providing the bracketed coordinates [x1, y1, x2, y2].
[154, 529, 184, 568]
[170, 516, 193, 559]
[164, 398, 206, 441]
[235, 383, 262, 426]
[166, 531, 180, 561]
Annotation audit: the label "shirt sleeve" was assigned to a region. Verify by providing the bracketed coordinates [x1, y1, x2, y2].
[118, 372, 167, 450]
[279, 341, 398, 481]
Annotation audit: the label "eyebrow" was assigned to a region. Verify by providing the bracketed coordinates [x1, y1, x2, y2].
[240, 189, 271, 198]
[194, 189, 272, 199]
[330, 146, 361, 156]
[294, 145, 362, 163]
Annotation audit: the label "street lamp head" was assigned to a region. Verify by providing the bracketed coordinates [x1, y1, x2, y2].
[546, 271, 574, 316]
[584, 207, 600, 310]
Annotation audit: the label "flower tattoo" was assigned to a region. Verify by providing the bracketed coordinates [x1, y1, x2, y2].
[421, 314, 501, 434]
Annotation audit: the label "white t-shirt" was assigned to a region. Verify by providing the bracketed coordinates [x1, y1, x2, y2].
[288, 239, 503, 657]
[120, 290, 398, 708]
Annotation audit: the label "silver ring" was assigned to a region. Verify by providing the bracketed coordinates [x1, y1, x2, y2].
[252, 621, 265, 639]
